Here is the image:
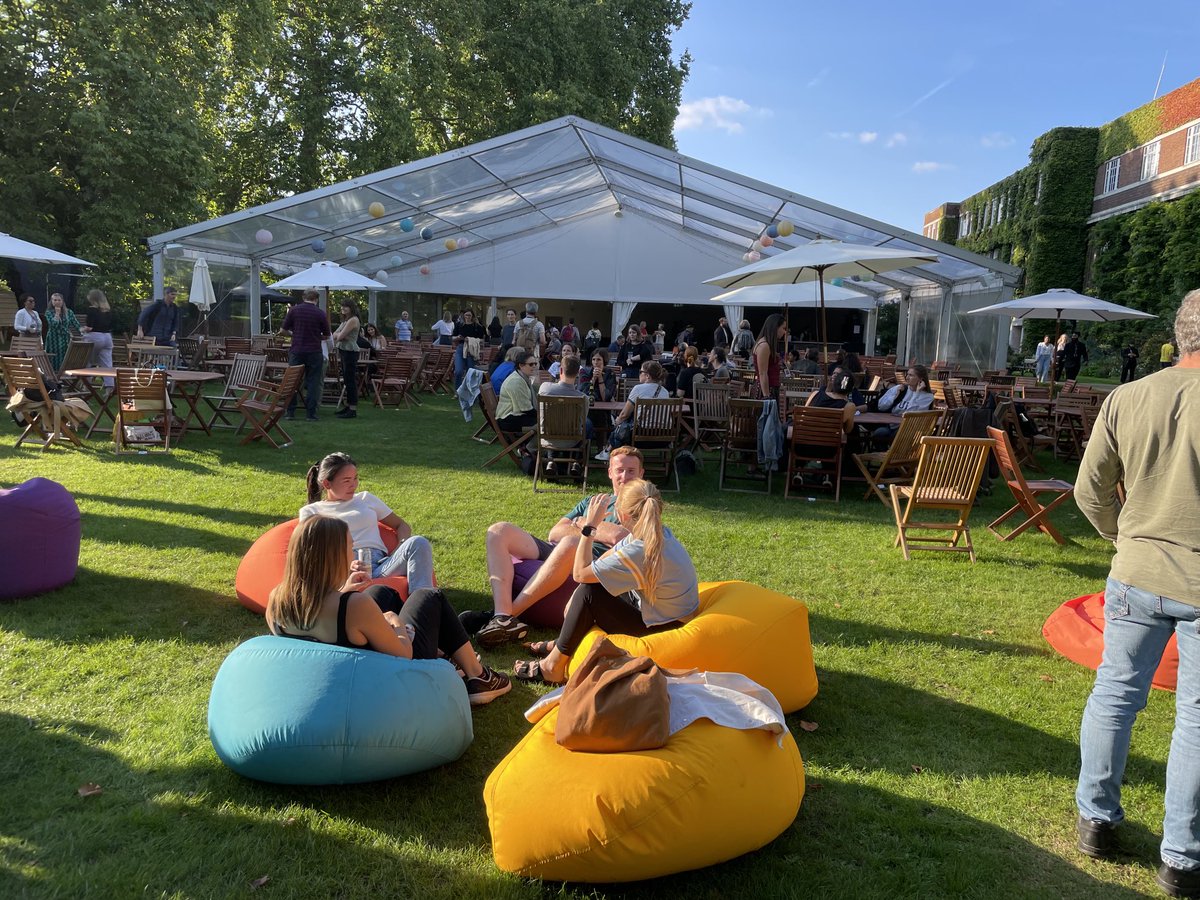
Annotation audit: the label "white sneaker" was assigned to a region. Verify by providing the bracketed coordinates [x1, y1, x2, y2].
[594, 450, 609, 462]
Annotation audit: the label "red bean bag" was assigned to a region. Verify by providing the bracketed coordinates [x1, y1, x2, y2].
[1043, 592, 1178, 692]
[511, 558, 573, 629]
[0, 478, 81, 600]
[236, 519, 417, 615]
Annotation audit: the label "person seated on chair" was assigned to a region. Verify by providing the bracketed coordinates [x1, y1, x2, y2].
[675, 346, 705, 399]
[538, 355, 591, 475]
[512, 478, 699, 685]
[708, 347, 734, 383]
[547, 342, 578, 379]
[800, 349, 822, 376]
[299, 452, 434, 589]
[871, 364, 935, 447]
[806, 368, 861, 455]
[473, 448, 646, 648]
[594, 360, 668, 462]
[490, 345, 523, 396]
[495, 351, 539, 437]
[266, 515, 510, 706]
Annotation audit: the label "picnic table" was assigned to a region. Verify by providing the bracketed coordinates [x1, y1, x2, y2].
[66, 367, 224, 439]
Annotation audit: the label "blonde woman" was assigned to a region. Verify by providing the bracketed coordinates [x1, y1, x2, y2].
[44, 292, 81, 370]
[266, 516, 511, 705]
[513, 479, 699, 684]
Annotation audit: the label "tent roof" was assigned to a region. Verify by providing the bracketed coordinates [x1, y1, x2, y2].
[147, 116, 1019, 301]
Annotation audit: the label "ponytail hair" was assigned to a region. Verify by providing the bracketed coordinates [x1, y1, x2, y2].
[616, 479, 665, 603]
[307, 451, 356, 503]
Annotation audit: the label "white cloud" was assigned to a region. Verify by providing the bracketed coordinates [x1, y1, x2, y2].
[912, 161, 950, 174]
[675, 96, 771, 134]
[885, 132, 907, 148]
[981, 132, 1015, 148]
[858, 131, 878, 144]
[807, 66, 830, 89]
[826, 130, 880, 144]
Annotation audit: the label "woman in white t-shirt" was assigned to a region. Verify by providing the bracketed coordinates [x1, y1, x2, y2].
[513, 478, 699, 684]
[594, 360, 668, 462]
[299, 452, 434, 589]
[430, 312, 454, 345]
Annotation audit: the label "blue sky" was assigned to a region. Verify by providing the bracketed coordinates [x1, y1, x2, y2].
[671, 2, 1200, 232]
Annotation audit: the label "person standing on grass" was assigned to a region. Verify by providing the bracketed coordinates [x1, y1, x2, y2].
[1073, 289, 1200, 899]
[280, 290, 331, 421]
[1035, 335, 1055, 383]
[136, 286, 180, 347]
[266, 515, 510, 706]
[43, 293, 81, 371]
[331, 301, 361, 419]
[14, 294, 41, 336]
[1162, 339, 1175, 369]
[1061, 333, 1089, 381]
[394, 311, 413, 342]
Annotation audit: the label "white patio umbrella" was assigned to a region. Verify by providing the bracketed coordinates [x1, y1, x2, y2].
[0, 231, 95, 266]
[967, 288, 1155, 387]
[269, 260, 386, 291]
[705, 238, 938, 359]
[188, 257, 217, 336]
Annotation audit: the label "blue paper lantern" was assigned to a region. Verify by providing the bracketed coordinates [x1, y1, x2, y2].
[345, 245, 359, 260]
[832, 277, 844, 287]
[400, 218, 414, 232]
[420, 226, 434, 241]
[766, 225, 779, 238]
[310, 239, 326, 254]
[390, 254, 404, 268]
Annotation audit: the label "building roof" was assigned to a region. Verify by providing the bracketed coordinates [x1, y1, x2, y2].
[148, 116, 1020, 302]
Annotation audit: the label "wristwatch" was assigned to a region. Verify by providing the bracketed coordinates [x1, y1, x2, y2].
[581, 525, 596, 537]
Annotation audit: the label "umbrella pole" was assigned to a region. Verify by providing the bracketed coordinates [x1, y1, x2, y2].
[1048, 312, 1061, 395]
[817, 266, 830, 367]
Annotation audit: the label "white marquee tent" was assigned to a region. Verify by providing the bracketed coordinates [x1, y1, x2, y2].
[147, 117, 1021, 367]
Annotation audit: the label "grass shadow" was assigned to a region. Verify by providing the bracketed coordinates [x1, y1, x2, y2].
[811, 612, 1051, 660]
[73, 492, 284, 530]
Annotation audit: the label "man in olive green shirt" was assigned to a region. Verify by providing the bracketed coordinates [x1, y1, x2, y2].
[1074, 289, 1200, 898]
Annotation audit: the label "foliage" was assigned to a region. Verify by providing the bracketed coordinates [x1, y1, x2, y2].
[875, 300, 898, 354]
[0, 392, 1172, 898]
[1096, 76, 1200, 162]
[0, 0, 692, 308]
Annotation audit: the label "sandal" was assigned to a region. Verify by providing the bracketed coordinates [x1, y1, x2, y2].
[521, 640, 556, 658]
[513, 658, 563, 685]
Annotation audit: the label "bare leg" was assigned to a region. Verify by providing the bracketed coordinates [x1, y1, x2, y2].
[449, 642, 484, 678]
[537, 645, 569, 683]
[485, 522, 544, 615]
[510, 534, 580, 617]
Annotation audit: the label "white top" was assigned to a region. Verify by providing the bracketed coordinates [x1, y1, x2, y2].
[1035, 342, 1054, 361]
[877, 385, 935, 414]
[14, 308, 40, 334]
[430, 320, 454, 338]
[299, 491, 392, 551]
[592, 526, 699, 626]
[628, 382, 667, 403]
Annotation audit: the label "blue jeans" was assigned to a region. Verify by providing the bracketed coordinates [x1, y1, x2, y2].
[453, 345, 475, 389]
[1036, 357, 1051, 382]
[358, 536, 434, 592]
[287, 350, 324, 418]
[1077, 577, 1200, 870]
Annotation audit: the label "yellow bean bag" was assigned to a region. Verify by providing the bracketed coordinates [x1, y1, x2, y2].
[567, 580, 817, 713]
[485, 706, 804, 881]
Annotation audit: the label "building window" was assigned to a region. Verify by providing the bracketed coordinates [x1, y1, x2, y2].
[997, 196, 1005, 223]
[961, 210, 970, 237]
[1035, 172, 1044, 205]
[1186, 124, 1200, 165]
[1104, 158, 1120, 193]
[1142, 141, 1160, 180]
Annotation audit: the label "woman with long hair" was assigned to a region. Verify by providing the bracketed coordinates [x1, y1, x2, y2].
[753, 313, 787, 400]
[266, 516, 510, 705]
[80, 289, 114, 383]
[594, 360, 667, 462]
[513, 478, 699, 684]
[871, 364, 935, 446]
[332, 300, 360, 419]
[675, 345, 705, 399]
[452, 308, 487, 388]
[301, 452, 435, 589]
[44, 292, 81, 370]
[362, 322, 387, 353]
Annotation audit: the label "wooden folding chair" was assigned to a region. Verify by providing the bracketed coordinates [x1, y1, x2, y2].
[236, 364, 304, 448]
[889, 436, 994, 562]
[478, 381, 534, 468]
[784, 406, 845, 501]
[223, 337, 253, 356]
[0, 356, 84, 449]
[630, 397, 685, 492]
[114, 368, 173, 453]
[719, 398, 770, 493]
[692, 381, 735, 452]
[534, 394, 590, 493]
[986, 426, 1074, 544]
[56, 340, 95, 394]
[204, 353, 266, 429]
[371, 356, 417, 408]
[852, 409, 944, 504]
[9, 334, 44, 353]
[993, 400, 1051, 471]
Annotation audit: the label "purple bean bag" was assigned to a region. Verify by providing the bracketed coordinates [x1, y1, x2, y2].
[512, 558, 574, 629]
[0, 478, 81, 600]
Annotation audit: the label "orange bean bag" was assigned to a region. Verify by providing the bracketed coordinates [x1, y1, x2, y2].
[236, 519, 416, 615]
[1043, 592, 1178, 692]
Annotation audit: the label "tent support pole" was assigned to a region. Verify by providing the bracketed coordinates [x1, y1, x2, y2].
[249, 260, 262, 337]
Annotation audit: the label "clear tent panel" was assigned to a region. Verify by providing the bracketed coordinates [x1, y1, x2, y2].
[947, 285, 1005, 373]
[683, 196, 764, 239]
[432, 190, 534, 227]
[473, 125, 589, 182]
[603, 167, 680, 208]
[616, 194, 683, 227]
[470, 209, 549, 240]
[906, 290, 942, 366]
[373, 157, 499, 207]
[541, 191, 613, 222]
[682, 167, 783, 220]
[777, 201, 886, 245]
[269, 186, 405, 232]
[190, 216, 319, 254]
[582, 131, 681, 186]
[517, 166, 608, 204]
[682, 216, 753, 251]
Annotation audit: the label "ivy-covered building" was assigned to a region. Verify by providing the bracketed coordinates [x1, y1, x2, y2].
[922, 76, 1200, 366]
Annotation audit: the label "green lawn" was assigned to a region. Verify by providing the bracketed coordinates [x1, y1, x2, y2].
[0, 395, 1167, 898]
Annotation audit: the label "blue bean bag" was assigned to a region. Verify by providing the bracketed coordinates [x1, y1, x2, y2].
[0, 478, 81, 600]
[208, 636, 473, 784]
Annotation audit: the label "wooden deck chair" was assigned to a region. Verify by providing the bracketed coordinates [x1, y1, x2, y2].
[130, 345, 179, 368]
[223, 337, 253, 356]
[236, 364, 304, 448]
[693, 382, 735, 452]
[204, 353, 266, 429]
[1051, 393, 1096, 460]
[852, 409, 944, 505]
[630, 397, 685, 492]
[477, 382, 534, 468]
[719, 398, 770, 493]
[9, 334, 44, 353]
[986, 426, 1074, 544]
[372, 356, 417, 408]
[0, 355, 84, 449]
[784, 406, 845, 501]
[889, 436, 993, 562]
[993, 400, 1051, 471]
[534, 394, 590, 493]
[57, 340, 95, 393]
[113, 368, 173, 453]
